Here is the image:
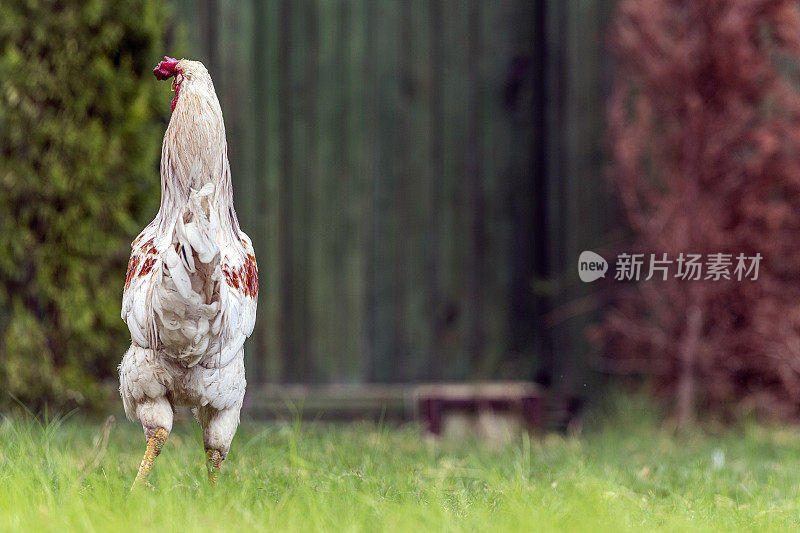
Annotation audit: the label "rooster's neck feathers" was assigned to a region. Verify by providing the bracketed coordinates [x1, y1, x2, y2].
[156, 60, 238, 238]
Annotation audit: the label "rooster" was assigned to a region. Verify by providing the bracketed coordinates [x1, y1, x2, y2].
[119, 57, 257, 487]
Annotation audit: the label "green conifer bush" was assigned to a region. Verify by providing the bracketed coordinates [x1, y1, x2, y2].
[0, 0, 172, 410]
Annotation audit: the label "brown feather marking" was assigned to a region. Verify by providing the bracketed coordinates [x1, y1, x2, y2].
[244, 255, 258, 298]
[124, 255, 141, 289]
[141, 238, 157, 256]
[138, 257, 157, 277]
[222, 265, 233, 289]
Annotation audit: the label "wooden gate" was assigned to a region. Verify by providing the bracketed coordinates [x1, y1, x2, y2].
[173, 0, 612, 395]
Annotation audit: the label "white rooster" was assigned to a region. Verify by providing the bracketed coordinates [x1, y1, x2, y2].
[119, 57, 257, 487]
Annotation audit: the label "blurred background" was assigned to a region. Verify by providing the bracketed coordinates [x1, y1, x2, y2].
[4, 0, 800, 428]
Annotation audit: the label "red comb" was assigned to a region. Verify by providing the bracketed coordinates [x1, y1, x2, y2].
[153, 56, 180, 80]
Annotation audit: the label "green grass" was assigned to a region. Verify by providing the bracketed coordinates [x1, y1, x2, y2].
[2, 397, 800, 532]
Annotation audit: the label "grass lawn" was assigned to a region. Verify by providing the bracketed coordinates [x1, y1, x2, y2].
[2, 397, 800, 532]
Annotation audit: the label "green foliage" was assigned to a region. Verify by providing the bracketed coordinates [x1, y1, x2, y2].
[0, 0, 172, 410]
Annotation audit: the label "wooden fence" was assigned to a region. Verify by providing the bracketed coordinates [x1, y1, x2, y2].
[172, 0, 612, 395]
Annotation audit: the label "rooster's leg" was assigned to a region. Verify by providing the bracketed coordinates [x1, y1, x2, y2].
[198, 402, 241, 484]
[131, 426, 169, 490]
[130, 398, 173, 490]
[205, 448, 223, 484]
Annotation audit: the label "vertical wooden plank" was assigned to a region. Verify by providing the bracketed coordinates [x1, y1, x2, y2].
[397, 0, 436, 381]
[362, 0, 376, 381]
[385, 0, 434, 381]
[308, 0, 324, 382]
[335, 0, 365, 381]
[277, 0, 296, 381]
[477, 0, 517, 377]
[463, 0, 484, 375]
[427, 0, 444, 379]
[366, 1, 401, 381]
[544, 0, 568, 394]
[440, 0, 469, 379]
[548, 0, 571, 395]
[300, 0, 318, 381]
[314, 0, 335, 382]
[530, 0, 554, 386]
[348, 0, 369, 381]
[309, 0, 363, 383]
[361, 0, 377, 381]
[395, 0, 412, 380]
[498, 0, 540, 381]
[288, 0, 312, 381]
[331, 0, 349, 380]
[264, 0, 283, 381]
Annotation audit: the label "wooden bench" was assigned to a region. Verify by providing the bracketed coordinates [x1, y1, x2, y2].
[414, 382, 545, 436]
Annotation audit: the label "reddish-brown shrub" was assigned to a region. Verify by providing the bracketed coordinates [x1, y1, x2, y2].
[598, 0, 800, 422]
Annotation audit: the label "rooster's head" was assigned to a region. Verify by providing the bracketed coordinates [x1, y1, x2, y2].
[153, 56, 214, 112]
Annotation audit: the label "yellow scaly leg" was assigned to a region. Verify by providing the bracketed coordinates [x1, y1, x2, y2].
[206, 448, 223, 484]
[131, 427, 168, 490]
